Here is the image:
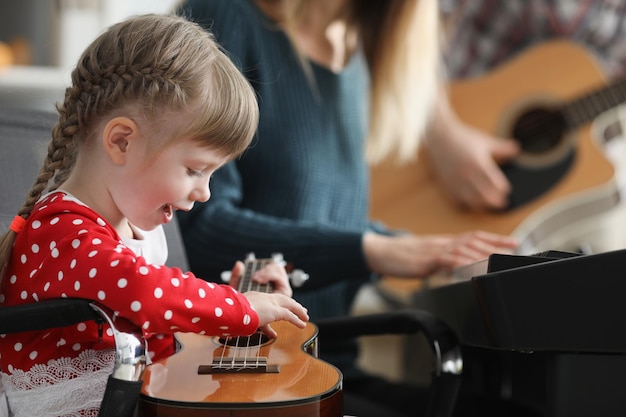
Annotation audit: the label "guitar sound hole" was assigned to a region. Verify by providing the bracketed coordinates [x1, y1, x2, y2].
[219, 332, 270, 347]
[513, 108, 567, 153]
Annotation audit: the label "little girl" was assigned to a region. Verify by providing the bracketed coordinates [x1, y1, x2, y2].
[0, 14, 308, 417]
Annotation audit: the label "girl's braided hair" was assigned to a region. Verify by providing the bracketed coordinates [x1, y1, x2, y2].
[0, 14, 259, 282]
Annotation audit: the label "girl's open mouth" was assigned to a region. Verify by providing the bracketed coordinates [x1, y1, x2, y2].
[162, 204, 173, 222]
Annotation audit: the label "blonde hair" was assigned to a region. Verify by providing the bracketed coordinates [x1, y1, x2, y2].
[360, 0, 441, 164]
[0, 14, 259, 282]
[261, 0, 441, 164]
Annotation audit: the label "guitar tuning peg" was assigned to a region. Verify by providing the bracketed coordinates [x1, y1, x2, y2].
[289, 269, 309, 288]
[271, 253, 286, 266]
[245, 252, 256, 261]
[220, 270, 231, 283]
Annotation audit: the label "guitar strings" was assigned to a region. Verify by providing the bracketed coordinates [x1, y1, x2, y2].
[248, 259, 273, 370]
[564, 88, 625, 128]
[242, 258, 264, 371]
[218, 257, 270, 371]
[222, 260, 254, 370]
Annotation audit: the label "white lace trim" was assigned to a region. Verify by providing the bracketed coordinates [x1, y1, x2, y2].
[1, 349, 115, 417]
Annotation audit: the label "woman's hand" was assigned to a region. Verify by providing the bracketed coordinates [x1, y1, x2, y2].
[229, 258, 304, 337]
[363, 230, 518, 278]
[229, 259, 293, 297]
[425, 94, 520, 210]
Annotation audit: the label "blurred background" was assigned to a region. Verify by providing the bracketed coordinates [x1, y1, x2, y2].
[0, 0, 178, 111]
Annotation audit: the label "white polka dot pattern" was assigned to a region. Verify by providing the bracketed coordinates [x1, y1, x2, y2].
[0, 191, 259, 378]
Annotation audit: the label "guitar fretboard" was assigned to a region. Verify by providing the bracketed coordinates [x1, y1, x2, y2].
[562, 78, 626, 128]
[238, 255, 276, 294]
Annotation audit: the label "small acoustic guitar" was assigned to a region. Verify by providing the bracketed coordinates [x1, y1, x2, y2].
[370, 40, 622, 252]
[139, 253, 343, 417]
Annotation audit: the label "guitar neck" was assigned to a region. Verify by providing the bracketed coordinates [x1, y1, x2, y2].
[238, 254, 278, 293]
[562, 78, 626, 129]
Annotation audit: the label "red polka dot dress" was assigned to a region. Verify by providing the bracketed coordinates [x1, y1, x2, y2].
[0, 191, 259, 416]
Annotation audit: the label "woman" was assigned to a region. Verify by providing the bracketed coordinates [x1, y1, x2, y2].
[175, 1, 518, 416]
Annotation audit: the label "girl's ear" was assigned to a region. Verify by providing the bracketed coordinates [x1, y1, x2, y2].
[102, 117, 140, 165]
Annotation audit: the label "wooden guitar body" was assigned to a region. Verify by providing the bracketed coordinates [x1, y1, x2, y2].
[140, 322, 342, 417]
[370, 40, 619, 252]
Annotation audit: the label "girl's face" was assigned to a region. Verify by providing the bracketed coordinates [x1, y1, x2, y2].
[114, 136, 229, 232]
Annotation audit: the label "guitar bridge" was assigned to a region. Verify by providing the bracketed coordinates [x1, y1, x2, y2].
[198, 357, 280, 374]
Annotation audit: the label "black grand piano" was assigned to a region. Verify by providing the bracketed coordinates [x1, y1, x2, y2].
[402, 248, 626, 417]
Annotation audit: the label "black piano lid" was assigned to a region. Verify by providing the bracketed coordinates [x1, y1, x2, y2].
[472, 248, 626, 353]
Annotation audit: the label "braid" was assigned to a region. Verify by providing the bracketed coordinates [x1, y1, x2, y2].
[34, 23, 187, 198]
[17, 104, 78, 215]
[51, 63, 176, 190]
[50, 92, 82, 190]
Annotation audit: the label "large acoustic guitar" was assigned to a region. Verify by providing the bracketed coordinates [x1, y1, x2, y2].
[140, 254, 343, 417]
[370, 40, 622, 254]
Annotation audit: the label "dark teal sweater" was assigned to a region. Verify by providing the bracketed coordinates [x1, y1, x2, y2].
[177, 0, 385, 323]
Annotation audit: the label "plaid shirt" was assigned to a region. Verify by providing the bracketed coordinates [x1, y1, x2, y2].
[442, 0, 626, 78]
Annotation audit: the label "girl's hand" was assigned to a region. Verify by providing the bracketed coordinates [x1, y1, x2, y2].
[244, 291, 309, 338]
